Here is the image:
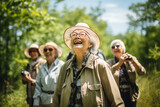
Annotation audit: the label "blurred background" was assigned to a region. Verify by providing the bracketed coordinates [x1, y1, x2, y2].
[0, 0, 160, 106]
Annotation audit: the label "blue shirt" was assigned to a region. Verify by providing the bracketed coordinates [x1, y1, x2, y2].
[33, 58, 64, 105]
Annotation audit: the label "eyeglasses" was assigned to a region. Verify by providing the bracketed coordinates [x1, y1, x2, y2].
[70, 32, 87, 37]
[44, 48, 53, 52]
[111, 45, 120, 49]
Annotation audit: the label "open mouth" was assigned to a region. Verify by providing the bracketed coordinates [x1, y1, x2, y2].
[74, 40, 82, 45]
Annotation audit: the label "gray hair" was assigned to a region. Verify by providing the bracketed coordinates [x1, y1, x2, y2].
[110, 39, 126, 53]
[87, 34, 97, 54]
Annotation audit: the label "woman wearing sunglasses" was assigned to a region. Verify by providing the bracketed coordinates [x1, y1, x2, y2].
[107, 39, 146, 107]
[33, 42, 64, 107]
[52, 23, 124, 107]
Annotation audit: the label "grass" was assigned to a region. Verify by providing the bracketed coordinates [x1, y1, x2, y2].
[137, 71, 160, 107]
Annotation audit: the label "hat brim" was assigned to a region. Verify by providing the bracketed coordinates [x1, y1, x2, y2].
[39, 44, 62, 58]
[24, 48, 31, 58]
[63, 26, 100, 51]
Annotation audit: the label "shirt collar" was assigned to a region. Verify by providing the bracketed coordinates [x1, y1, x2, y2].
[44, 58, 59, 71]
[66, 53, 96, 71]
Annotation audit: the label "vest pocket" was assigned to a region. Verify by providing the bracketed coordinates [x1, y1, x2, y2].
[87, 84, 102, 106]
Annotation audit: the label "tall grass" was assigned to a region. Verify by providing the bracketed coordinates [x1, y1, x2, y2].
[137, 71, 160, 107]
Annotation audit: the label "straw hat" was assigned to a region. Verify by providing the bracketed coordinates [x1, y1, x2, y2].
[39, 42, 62, 57]
[63, 23, 100, 51]
[24, 44, 39, 58]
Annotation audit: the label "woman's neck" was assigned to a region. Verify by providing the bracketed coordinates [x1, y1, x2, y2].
[115, 54, 122, 60]
[32, 57, 39, 61]
[47, 58, 55, 68]
[75, 50, 89, 69]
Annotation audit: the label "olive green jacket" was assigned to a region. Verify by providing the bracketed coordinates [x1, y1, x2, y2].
[53, 54, 124, 107]
[106, 57, 146, 101]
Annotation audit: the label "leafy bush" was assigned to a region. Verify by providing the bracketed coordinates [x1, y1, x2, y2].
[0, 82, 28, 107]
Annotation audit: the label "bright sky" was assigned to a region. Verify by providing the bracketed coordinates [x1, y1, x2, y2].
[53, 0, 147, 35]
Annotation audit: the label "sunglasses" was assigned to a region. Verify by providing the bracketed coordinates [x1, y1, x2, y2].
[111, 45, 120, 49]
[44, 48, 53, 52]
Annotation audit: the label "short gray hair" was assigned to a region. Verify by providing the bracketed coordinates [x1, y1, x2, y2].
[87, 34, 97, 54]
[110, 39, 126, 53]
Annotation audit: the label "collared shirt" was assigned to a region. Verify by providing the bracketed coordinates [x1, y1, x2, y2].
[33, 58, 64, 105]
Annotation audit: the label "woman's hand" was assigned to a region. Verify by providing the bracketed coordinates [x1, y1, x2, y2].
[125, 53, 135, 62]
[120, 53, 128, 61]
[21, 74, 34, 83]
[120, 53, 134, 62]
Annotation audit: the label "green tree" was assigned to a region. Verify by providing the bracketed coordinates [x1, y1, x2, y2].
[0, 0, 56, 99]
[0, 0, 110, 106]
[128, 0, 160, 70]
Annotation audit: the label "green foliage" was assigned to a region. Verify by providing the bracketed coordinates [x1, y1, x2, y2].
[149, 45, 160, 61]
[124, 32, 146, 64]
[128, 0, 160, 29]
[0, 0, 160, 106]
[128, 0, 160, 69]
[0, 0, 56, 95]
[137, 71, 160, 106]
[0, 81, 28, 107]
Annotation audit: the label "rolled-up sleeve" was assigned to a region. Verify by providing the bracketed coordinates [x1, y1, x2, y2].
[133, 57, 146, 75]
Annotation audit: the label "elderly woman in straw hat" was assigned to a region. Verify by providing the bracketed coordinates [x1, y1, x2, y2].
[22, 43, 46, 107]
[33, 42, 64, 107]
[106, 39, 146, 107]
[53, 23, 124, 107]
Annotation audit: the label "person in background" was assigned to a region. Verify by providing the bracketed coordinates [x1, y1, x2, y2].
[33, 42, 64, 107]
[22, 43, 46, 107]
[106, 39, 146, 107]
[53, 23, 124, 107]
[96, 49, 106, 61]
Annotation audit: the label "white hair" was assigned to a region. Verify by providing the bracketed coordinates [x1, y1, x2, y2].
[87, 34, 97, 54]
[110, 39, 126, 53]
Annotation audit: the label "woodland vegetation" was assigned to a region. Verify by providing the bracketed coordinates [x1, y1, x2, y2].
[0, 0, 159, 106]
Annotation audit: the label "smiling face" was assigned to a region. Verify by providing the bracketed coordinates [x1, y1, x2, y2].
[70, 29, 92, 54]
[111, 42, 124, 58]
[29, 48, 39, 61]
[43, 45, 57, 60]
